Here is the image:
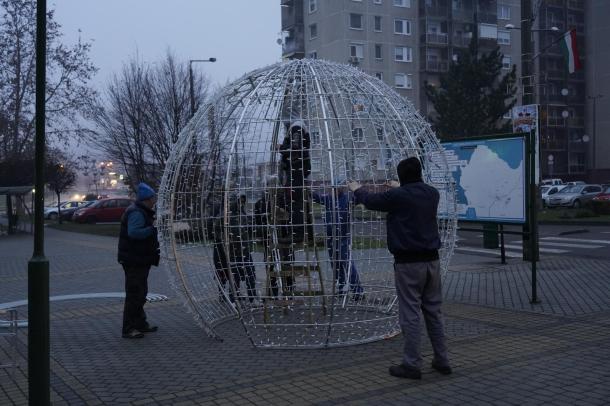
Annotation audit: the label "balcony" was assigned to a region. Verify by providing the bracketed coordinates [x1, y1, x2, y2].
[422, 33, 449, 45]
[425, 60, 449, 72]
[568, 117, 585, 128]
[568, 0, 584, 10]
[452, 34, 472, 47]
[541, 140, 567, 151]
[282, 38, 305, 58]
[451, 8, 475, 22]
[545, 0, 565, 8]
[546, 117, 565, 127]
[423, 6, 449, 18]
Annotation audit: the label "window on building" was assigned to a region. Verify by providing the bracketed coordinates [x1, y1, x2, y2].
[311, 158, 321, 172]
[352, 128, 365, 142]
[394, 46, 412, 62]
[309, 24, 318, 40]
[311, 131, 320, 145]
[373, 0, 382, 4]
[374, 72, 383, 80]
[394, 19, 411, 35]
[393, 0, 410, 7]
[479, 23, 498, 39]
[395, 73, 407, 88]
[350, 43, 364, 59]
[502, 56, 511, 69]
[375, 44, 383, 60]
[374, 16, 382, 31]
[349, 13, 363, 29]
[309, 51, 318, 59]
[497, 30, 510, 45]
[309, 0, 317, 13]
[498, 5, 510, 20]
[394, 73, 412, 88]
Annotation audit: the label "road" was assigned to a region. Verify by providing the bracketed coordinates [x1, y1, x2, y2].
[455, 223, 610, 261]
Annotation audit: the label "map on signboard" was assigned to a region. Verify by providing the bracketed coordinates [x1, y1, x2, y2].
[432, 136, 526, 223]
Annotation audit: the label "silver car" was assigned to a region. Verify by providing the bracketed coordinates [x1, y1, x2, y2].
[541, 185, 566, 207]
[547, 184, 603, 208]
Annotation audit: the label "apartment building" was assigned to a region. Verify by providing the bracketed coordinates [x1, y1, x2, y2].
[281, 0, 522, 118]
[534, 0, 587, 180]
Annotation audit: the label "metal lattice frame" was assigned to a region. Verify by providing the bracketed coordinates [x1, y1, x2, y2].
[157, 59, 457, 348]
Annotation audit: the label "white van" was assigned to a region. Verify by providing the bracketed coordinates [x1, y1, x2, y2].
[541, 178, 563, 186]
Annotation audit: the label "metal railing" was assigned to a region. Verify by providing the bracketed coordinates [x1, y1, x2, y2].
[0, 309, 18, 377]
[425, 60, 449, 72]
[423, 32, 449, 45]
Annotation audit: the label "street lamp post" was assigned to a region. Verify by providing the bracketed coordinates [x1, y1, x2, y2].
[189, 58, 216, 118]
[28, 0, 50, 404]
[587, 94, 603, 180]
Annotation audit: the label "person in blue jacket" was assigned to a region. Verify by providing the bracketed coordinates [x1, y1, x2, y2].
[348, 157, 451, 380]
[117, 183, 160, 339]
[313, 177, 364, 300]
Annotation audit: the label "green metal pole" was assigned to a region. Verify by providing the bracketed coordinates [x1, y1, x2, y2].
[28, 0, 50, 404]
[530, 130, 539, 304]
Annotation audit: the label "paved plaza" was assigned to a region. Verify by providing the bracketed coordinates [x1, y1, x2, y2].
[1, 228, 610, 405]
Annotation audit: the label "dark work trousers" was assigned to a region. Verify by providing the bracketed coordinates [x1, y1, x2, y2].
[394, 260, 449, 370]
[122, 265, 151, 334]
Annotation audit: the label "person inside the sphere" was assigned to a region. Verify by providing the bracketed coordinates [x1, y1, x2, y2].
[312, 177, 364, 300]
[277, 120, 311, 244]
[255, 177, 295, 297]
[207, 198, 240, 303]
[227, 195, 257, 302]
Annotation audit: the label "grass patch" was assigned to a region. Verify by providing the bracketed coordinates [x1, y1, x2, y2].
[537, 208, 610, 223]
[47, 222, 120, 237]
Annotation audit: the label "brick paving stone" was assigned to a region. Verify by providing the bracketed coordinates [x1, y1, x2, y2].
[2, 229, 610, 404]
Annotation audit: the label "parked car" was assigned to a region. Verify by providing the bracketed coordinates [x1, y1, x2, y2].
[60, 200, 96, 221]
[541, 178, 563, 186]
[591, 186, 610, 214]
[547, 184, 603, 209]
[72, 198, 133, 224]
[541, 185, 567, 207]
[44, 201, 87, 220]
[565, 181, 586, 186]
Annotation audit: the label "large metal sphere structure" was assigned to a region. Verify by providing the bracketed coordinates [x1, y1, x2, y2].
[158, 59, 456, 348]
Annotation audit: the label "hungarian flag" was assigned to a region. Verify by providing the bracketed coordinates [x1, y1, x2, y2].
[560, 29, 582, 74]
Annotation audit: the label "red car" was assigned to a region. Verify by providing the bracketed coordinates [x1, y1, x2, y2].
[593, 186, 610, 201]
[72, 198, 133, 224]
[592, 186, 610, 214]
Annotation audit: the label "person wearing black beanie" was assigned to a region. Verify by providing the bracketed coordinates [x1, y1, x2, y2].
[348, 157, 451, 380]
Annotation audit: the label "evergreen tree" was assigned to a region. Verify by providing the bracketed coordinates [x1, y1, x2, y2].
[425, 36, 517, 140]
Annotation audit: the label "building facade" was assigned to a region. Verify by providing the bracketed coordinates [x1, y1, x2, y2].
[534, 0, 587, 180]
[281, 0, 522, 118]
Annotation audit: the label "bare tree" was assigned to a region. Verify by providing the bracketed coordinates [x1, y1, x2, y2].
[46, 149, 77, 224]
[89, 51, 209, 189]
[0, 0, 97, 162]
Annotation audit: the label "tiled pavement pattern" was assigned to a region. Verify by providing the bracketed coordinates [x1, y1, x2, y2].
[1, 229, 610, 405]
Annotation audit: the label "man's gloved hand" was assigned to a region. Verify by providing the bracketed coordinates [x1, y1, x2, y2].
[347, 181, 362, 192]
[386, 180, 400, 188]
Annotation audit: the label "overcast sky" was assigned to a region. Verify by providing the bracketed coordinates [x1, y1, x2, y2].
[53, 0, 283, 90]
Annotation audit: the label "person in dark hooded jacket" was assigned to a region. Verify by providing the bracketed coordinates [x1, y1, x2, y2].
[277, 120, 311, 244]
[117, 182, 160, 339]
[348, 157, 451, 380]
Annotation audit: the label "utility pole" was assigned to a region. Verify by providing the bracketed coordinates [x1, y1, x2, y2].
[28, 0, 50, 404]
[587, 94, 603, 181]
